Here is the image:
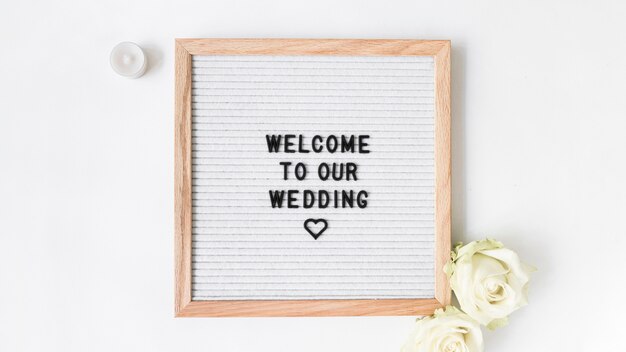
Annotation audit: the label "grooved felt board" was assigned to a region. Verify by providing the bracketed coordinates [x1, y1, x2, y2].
[190, 55, 436, 300]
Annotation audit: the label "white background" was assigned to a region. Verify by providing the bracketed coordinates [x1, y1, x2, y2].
[0, 0, 624, 351]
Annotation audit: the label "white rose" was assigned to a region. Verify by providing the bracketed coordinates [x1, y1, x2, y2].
[445, 239, 535, 329]
[402, 306, 483, 352]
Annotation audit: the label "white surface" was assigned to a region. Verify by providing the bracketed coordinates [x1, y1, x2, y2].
[190, 55, 435, 300]
[0, 1, 625, 351]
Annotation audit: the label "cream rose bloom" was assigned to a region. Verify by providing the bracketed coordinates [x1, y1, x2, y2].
[402, 306, 483, 352]
[445, 239, 535, 329]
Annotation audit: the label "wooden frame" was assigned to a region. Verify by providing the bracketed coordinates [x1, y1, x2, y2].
[175, 39, 451, 317]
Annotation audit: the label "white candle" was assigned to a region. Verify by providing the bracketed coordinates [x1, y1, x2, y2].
[110, 42, 147, 78]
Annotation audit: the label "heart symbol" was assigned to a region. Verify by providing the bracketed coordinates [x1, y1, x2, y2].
[304, 218, 328, 240]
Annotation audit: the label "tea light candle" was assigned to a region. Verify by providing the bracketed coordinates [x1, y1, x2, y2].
[110, 42, 147, 78]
